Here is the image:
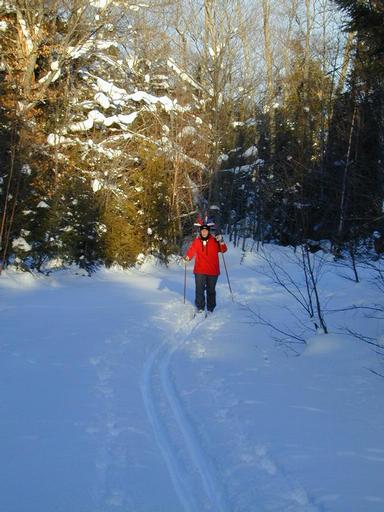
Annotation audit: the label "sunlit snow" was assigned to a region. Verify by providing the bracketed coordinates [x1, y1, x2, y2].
[1, 244, 383, 512]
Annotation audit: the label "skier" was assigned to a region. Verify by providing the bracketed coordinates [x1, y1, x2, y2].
[185, 218, 228, 314]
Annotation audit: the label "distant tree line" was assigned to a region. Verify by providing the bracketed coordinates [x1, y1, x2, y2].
[0, 0, 383, 273]
[216, 0, 384, 258]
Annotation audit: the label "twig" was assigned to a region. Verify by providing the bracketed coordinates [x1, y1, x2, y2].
[239, 302, 307, 344]
[346, 328, 384, 350]
[365, 368, 384, 379]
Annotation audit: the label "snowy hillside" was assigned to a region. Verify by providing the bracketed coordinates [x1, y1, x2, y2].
[1, 244, 383, 512]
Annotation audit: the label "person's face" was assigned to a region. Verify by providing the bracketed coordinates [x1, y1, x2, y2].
[201, 228, 209, 235]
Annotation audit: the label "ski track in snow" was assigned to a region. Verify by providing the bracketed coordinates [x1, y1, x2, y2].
[141, 310, 230, 512]
[140, 302, 319, 512]
[141, 342, 200, 512]
[161, 344, 230, 512]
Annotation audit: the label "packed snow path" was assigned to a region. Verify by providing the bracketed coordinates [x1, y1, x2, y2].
[1, 246, 384, 511]
[141, 311, 230, 512]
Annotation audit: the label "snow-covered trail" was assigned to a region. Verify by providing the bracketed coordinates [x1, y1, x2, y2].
[0, 263, 232, 512]
[0, 268, 187, 511]
[141, 309, 230, 512]
[141, 339, 196, 511]
[0, 260, 317, 512]
[1, 247, 384, 512]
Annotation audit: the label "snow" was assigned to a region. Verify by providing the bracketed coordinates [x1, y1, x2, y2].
[91, 76, 181, 114]
[21, 164, 32, 175]
[67, 110, 138, 133]
[94, 92, 111, 109]
[1, 245, 383, 511]
[179, 126, 196, 137]
[18, 17, 33, 52]
[107, 112, 138, 126]
[36, 201, 49, 208]
[222, 163, 253, 173]
[88, 109, 107, 123]
[304, 333, 346, 356]
[128, 91, 175, 112]
[167, 59, 203, 92]
[92, 179, 103, 192]
[243, 145, 258, 158]
[0, 1, 15, 14]
[129, 3, 149, 11]
[88, 144, 122, 160]
[68, 42, 92, 59]
[96, 77, 127, 103]
[11, 237, 31, 252]
[69, 117, 94, 132]
[68, 40, 118, 60]
[47, 134, 73, 146]
[89, 0, 111, 7]
[38, 68, 61, 84]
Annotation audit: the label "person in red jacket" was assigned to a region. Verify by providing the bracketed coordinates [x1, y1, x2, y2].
[185, 222, 227, 313]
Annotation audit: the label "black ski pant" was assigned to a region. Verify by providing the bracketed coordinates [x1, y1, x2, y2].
[195, 273, 219, 312]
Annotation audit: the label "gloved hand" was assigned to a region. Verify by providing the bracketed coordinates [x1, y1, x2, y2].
[215, 234, 223, 243]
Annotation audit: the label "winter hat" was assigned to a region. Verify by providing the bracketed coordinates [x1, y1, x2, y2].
[194, 214, 216, 230]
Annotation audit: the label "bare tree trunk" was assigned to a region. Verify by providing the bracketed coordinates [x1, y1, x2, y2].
[1, 168, 23, 273]
[338, 102, 357, 237]
[302, 245, 328, 333]
[304, 0, 312, 89]
[319, 0, 329, 202]
[0, 123, 18, 274]
[282, 0, 298, 103]
[336, 32, 355, 97]
[348, 240, 360, 283]
[303, 0, 313, 148]
[262, 0, 275, 159]
[204, 0, 220, 207]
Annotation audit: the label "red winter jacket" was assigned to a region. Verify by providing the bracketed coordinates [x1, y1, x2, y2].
[186, 235, 228, 276]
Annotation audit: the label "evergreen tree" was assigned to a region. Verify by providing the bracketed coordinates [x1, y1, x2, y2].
[330, 0, 384, 248]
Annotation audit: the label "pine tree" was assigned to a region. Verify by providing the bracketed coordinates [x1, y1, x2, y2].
[330, 0, 384, 248]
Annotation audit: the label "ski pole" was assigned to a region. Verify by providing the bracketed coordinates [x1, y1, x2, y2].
[183, 260, 187, 304]
[221, 251, 234, 302]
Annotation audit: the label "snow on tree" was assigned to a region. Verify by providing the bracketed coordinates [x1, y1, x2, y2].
[0, 0, 213, 269]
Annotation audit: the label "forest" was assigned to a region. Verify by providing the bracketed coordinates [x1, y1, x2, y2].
[0, 0, 383, 272]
